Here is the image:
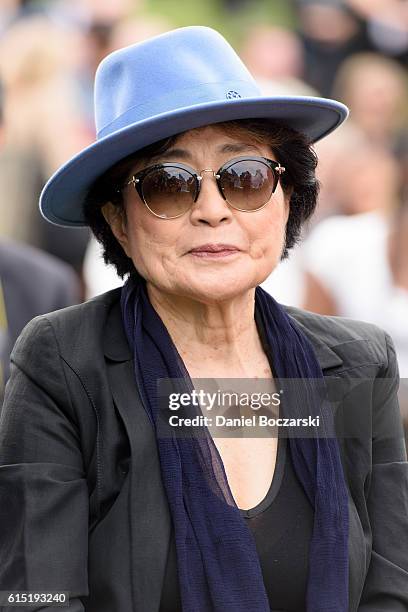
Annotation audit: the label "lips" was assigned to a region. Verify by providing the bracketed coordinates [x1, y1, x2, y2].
[188, 243, 240, 253]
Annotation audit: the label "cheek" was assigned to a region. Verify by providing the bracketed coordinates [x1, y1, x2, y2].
[124, 209, 181, 274]
[247, 199, 289, 259]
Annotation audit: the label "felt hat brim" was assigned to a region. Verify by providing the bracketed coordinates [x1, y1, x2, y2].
[39, 95, 348, 227]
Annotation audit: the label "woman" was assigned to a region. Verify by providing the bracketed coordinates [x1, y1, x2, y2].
[1, 26, 407, 612]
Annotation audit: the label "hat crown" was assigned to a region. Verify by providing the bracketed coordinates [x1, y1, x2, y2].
[40, 25, 349, 227]
[94, 26, 261, 139]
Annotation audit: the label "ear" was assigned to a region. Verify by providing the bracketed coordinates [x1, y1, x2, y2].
[101, 202, 131, 257]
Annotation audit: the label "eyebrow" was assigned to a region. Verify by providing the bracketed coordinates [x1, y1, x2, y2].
[148, 142, 265, 164]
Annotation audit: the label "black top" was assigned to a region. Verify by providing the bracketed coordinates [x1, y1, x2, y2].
[159, 433, 315, 611]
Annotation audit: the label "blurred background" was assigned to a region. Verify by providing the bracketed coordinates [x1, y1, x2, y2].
[0, 0, 407, 444]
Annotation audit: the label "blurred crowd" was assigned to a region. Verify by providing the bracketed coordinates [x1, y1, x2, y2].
[0, 0, 407, 445]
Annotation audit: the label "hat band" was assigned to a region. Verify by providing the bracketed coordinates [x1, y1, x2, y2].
[96, 79, 261, 139]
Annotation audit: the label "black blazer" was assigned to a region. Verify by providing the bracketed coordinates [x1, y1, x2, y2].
[1, 288, 407, 612]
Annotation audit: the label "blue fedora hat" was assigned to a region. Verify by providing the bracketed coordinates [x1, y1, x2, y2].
[39, 25, 349, 227]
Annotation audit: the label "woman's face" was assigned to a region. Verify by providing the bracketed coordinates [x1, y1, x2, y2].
[103, 124, 291, 303]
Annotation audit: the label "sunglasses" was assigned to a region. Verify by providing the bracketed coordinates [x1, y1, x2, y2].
[117, 155, 286, 219]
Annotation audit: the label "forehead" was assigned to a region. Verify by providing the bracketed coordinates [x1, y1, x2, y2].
[142, 123, 274, 166]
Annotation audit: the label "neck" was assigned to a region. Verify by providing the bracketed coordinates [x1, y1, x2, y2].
[145, 282, 262, 369]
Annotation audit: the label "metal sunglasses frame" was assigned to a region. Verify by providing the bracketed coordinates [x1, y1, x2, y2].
[118, 155, 286, 219]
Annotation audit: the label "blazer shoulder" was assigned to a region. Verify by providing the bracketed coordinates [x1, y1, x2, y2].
[33, 287, 120, 331]
[12, 288, 122, 364]
[43, 287, 121, 325]
[283, 304, 393, 371]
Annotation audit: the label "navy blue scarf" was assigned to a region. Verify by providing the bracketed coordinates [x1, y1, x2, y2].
[121, 274, 349, 612]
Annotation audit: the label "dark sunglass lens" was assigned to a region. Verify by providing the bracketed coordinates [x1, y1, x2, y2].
[141, 167, 196, 217]
[220, 160, 275, 210]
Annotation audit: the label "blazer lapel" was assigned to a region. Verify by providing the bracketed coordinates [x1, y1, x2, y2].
[104, 301, 172, 612]
[283, 308, 344, 371]
[284, 311, 368, 611]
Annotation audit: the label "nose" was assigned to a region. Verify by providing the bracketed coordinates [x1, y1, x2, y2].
[189, 168, 233, 226]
